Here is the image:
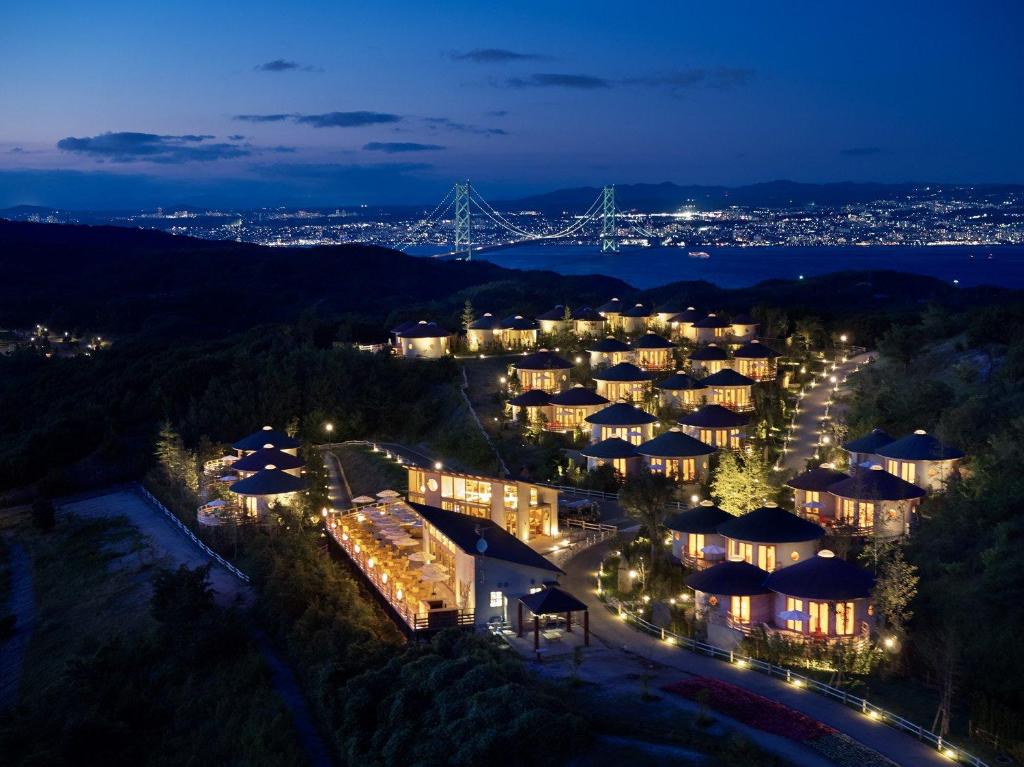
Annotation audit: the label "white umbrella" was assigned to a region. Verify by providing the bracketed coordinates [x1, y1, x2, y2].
[802, 501, 823, 509]
[352, 495, 376, 504]
[420, 563, 449, 576]
[383, 529, 407, 539]
[702, 544, 726, 556]
[394, 537, 419, 547]
[377, 489, 401, 498]
[778, 609, 810, 621]
[408, 551, 435, 563]
[419, 570, 447, 583]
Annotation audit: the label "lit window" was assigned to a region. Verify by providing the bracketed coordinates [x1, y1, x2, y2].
[489, 590, 504, 607]
[790, 551, 800, 562]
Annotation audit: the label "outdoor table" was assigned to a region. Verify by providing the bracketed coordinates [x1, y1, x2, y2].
[541, 629, 563, 642]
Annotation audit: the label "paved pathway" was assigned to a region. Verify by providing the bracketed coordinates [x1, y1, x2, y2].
[561, 542, 949, 767]
[0, 542, 35, 709]
[781, 352, 877, 476]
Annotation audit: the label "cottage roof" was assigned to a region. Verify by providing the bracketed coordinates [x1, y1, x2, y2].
[655, 300, 691, 315]
[408, 502, 564, 573]
[397, 320, 449, 339]
[875, 430, 964, 461]
[841, 428, 895, 454]
[390, 320, 420, 335]
[637, 428, 716, 458]
[468, 312, 500, 330]
[765, 551, 874, 600]
[513, 350, 572, 371]
[689, 343, 730, 362]
[585, 336, 631, 353]
[622, 303, 652, 318]
[828, 466, 926, 501]
[232, 426, 301, 451]
[656, 372, 707, 391]
[548, 385, 609, 406]
[519, 586, 588, 614]
[686, 560, 772, 596]
[717, 503, 825, 543]
[232, 447, 305, 472]
[509, 389, 552, 407]
[666, 501, 732, 534]
[495, 314, 539, 331]
[786, 465, 850, 492]
[573, 307, 605, 322]
[632, 333, 675, 349]
[733, 340, 782, 359]
[536, 305, 571, 321]
[731, 313, 757, 326]
[585, 402, 658, 427]
[692, 313, 732, 329]
[678, 404, 749, 429]
[230, 467, 309, 496]
[580, 437, 639, 459]
[669, 307, 702, 324]
[597, 298, 624, 313]
[701, 368, 756, 388]
[592, 361, 652, 382]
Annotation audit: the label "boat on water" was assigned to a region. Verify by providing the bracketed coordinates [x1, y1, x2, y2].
[688, 251, 711, 259]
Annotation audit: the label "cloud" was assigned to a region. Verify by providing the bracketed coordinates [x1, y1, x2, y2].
[448, 48, 547, 63]
[622, 67, 756, 92]
[8, 147, 26, 154]
[255, 59, 323, 73]
[503, 73, 611, 89]
[56, 132, 250, 164]
[233, 113, 294, 123]
[840, 146, 884, 156]
[363, 142, 445, 153]
[422, 117, 507, 136]
[487, 110, 509, 117]
[228, 134, 246, 141]
[295, 111, 402, 128]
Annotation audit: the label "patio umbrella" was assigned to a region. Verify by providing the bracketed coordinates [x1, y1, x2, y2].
[778, 609, 810, 622]
[420, 563, 449, 576]
[408, 551, 435, 563]
[394, 537, 419, 547]
[377, 489, 401, 498]
[352, 495, 376, 504]
[802, 501, 823, 509]
[702, 544, 726, 556]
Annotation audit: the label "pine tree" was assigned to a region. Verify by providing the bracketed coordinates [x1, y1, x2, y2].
[461, 299, 475, 333]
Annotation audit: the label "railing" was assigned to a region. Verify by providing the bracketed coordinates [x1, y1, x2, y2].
[135, 484, 251, 584]
[545, 483, 693, 512]
[602, 591, 987, 766]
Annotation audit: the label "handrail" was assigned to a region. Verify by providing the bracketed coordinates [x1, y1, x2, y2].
[601, 586, 987, 766]
[135, 484, 251, 584]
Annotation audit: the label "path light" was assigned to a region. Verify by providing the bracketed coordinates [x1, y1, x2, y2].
[840, 334, 848, 343]
[883, 636, 896, 650]
[642, 594, 651, 603]
[690, 494, 699, 504]
[628, 569, 638, 579]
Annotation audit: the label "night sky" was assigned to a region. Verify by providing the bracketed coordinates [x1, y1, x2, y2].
[2, 1, 1022, 208]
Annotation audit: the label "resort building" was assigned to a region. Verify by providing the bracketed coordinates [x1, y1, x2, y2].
[678, 404, 749, 450]
[701, 368, 756, 412]
[656, 371, 708, 411]
[687, 343, 731, 375]
[580, 437, 642, 477]
[717, 503, 825, 573]
[394, 321, 451, 358]
[729, 314, 759, 344]
[732, 340, 782, 382]
[635, 428, 715, 483]
[229, 465, 309, 518]
[586, 336, 633, 369]
[597, 298, 625, 330]
[653, 301, 692, 331]
[232, 426, 300, 457]
[466, 313, 500, 351]
[508, 389, 551, 426]
[584, 402, 658, 445]
[232, 446, 304, 478]
[573, 307, 607, 337]
[692, 313, 732, 343]
[621, 303, 653, 335]
[668, 307, 703, 342]
[765, 551, 874, 641]
[494, 315, 539, 349]
[546, 385, 609, 432]
[826, 465, 926, 538]
[874, 430, 965, 492]
[632, 333, 676, 372]
[512, 350, 572, 393]
[536, 305, 572, 336]
[841, 428, 895, 469]
[407, 466, 560, 542]
[666, 500, 731, 568]
[786, 464, 850, 525]
[592, 361, 653, 402]
[687, 559, 773, 641]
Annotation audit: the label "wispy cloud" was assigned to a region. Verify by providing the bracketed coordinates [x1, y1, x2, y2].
[623, 67, 756, 92]
[503, 73, 611, 89]
[255, 59, 323, 73]
[363, 142, 445, 153]
[56, 132, 250, 164]
[840, 146, 884, 156]
[448, 48, 547, 63]
[295, 111, 402, 128]
[233, 113, 294, 123]
[422, 117, 507, 136]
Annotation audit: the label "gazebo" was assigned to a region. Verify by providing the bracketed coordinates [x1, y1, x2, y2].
[517, 586, 590, 650]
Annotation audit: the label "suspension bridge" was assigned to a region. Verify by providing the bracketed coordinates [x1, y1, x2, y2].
[395, 182, 662, 259]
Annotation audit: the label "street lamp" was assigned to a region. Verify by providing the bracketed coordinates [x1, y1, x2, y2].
[324, 422, 334, 434]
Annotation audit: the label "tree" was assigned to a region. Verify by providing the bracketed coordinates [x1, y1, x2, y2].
[31, 497, 56, 531]
[711, 451, 774, 516]
[155, 421, 199, 503]
[461, 299, 475, 333]
[618, 473, 678, 569]
[859, 538, 918, 637]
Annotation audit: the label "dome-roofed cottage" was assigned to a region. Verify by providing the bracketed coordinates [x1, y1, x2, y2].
[621, 303, 653, 335]
[687, 343, 731, 375]
[597, 297, 625, 330]
[732, 340, 783, 381]
[677, 404, 749, 450]
[765, 550, 874, 640]
[632, 332, 676, 372]
[232, 447, 305, 477]
[701, 368, 756, 412]
[729, 313, 759, 344]
[666, 500, 732, 566]
[656, 371, 708, 412]
[636, 428, 716, 483]
[827, 465, 926, 538]
[494, 314, 539, 349]
[512, 350, 572, 393]
[668, 307, 703, 341]
[546, 385, 609, 432]
[508, 388, 552, 426]
[466, 312, 501, 351]
[691, 313, 732, 343]
[573, 306, 607, 337]
[592, 361, 653, 402]
[786, 463, 850, 524]
[536, 305, 572, 336]
[233, 425, 300, 456]
[717, 503, 824, 573]
[842, 428, 895, 469]
[585, 336, 633, 369]
[395, 320, 451, 358]
[686, 559, 773, 635]
[584, 401, 658, 445]
[580, 437, 642, 476]
[230, 465, 310, 518]
[654, 300, 692, 330]
[875, 430, 965, 492]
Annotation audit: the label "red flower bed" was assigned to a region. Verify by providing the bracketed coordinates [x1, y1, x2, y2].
[663, 676, 836, 742]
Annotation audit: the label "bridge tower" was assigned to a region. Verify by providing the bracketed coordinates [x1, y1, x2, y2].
[454, 180, 472, 260]
[600, 185, 618, 253]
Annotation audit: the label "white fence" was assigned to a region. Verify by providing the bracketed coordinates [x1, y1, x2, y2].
[135, 484, 251, 584]
[604, 594, 987, 767]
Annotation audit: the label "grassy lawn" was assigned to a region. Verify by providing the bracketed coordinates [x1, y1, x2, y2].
[333, 443, 409, 498]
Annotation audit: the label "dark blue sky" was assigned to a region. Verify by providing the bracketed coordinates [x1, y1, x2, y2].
[2, 1, 1022, 208]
